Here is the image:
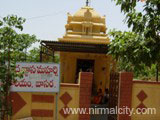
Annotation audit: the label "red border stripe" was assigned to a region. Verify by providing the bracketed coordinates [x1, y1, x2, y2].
[61, 83, 80, 87]
[32, 95, 54, 103]
[31, 109, 53, 117]
[133, 80, 160, 85]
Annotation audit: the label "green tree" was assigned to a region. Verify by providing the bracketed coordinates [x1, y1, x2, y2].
[0, 15, 37, 119]
[27, 47, 40, 62]
[109, 30, 158, 79]
[26, 47, 59, 63]
[109, 0, 160, 80]
[12, 34, 37, 62]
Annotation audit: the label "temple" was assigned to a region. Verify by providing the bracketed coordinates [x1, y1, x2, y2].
[41, 5, 113, 94]
[11, 2, 160, 120]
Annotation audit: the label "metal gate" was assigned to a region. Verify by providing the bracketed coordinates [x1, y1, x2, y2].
[108, 72, 119, 120]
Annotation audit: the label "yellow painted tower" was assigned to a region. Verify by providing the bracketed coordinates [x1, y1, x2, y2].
[59, 6, 109, 44]
[59, 5, 111, 94]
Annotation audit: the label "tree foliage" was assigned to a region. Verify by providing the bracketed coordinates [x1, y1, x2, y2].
[109, 0, 160, 78]
[109, 30, 150, 69]
[27, 47, 40, 62]
[12, 34, 37, 62]
[26, 47, 60, 63]
[0, 15, 37, 119]
[109, 29, 159, 78]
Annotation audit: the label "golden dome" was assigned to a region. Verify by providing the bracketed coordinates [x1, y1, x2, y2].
[72, 6, 104, 23]
[59, 5, 110, 44]
[74, 6, 101, 19]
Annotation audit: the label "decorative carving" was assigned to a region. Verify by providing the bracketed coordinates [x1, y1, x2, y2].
[84, 9, 92, 21]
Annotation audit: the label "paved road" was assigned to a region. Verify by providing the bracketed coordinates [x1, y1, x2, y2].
[90, 104, 108, 120]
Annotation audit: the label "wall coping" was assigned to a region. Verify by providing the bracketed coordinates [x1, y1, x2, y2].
[133, 80, 160, 85]
[60, 83, 80, 87]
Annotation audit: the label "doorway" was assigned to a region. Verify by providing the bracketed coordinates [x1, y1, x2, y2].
[75, 59, 94, 83]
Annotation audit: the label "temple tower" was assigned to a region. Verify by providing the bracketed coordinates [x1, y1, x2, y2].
[59, 5, 111, 94]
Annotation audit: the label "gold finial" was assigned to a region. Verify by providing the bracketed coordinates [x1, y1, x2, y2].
[86, 0, 89, 6]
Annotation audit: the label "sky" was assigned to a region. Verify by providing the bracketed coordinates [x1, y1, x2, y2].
[0, 0, 143, 47]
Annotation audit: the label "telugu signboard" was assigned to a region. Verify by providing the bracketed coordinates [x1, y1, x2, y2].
[10, 62, 60, 92]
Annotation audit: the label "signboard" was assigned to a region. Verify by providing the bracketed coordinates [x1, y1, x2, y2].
[10, 62, 60, 92]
